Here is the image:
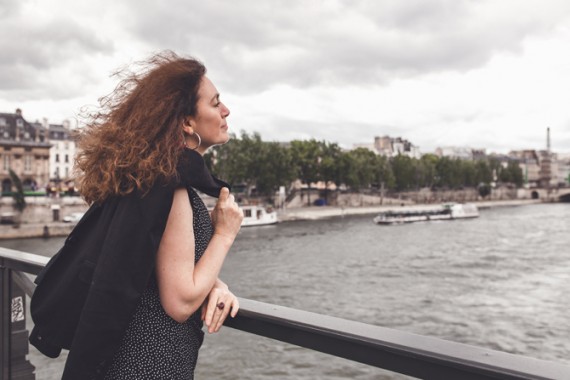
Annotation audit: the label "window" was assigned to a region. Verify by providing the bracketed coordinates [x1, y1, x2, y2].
[3, 132, 9, 138]
[65, 154, 69, 163]
[0, 118, 6, 126]
[24, 155, 32, 172]
[55, 154, 59, 163]
[65, 167, 69, 177]
[16, 119, 23, 127]
[3, 155, 10, 171]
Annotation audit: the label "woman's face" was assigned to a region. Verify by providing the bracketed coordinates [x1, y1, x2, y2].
[187, 76, 230, 154]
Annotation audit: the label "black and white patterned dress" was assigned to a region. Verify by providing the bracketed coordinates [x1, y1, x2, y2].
[104, 187, 213, 379]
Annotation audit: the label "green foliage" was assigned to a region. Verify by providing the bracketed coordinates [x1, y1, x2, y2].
[375, 155, 395, 190]
[289, 139, 323, 186]
[502, 160, 524, 187]
[205, 133, 525, 200]
[9, 170, 26, 212]
[207, 131, 295, 197]
[390, 154, 416, 191]
[474, 160, 493, 185]
[344, 148, 377, 190]
[319, 142, 344, 186]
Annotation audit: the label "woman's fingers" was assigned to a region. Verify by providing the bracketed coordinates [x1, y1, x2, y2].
[212, 301, 231, 333]
[204, 296, 239, 333]
[230, 297, 240, 318]
[218, 187, 230, 201]
[204, 295, 220, 327]
[212, 188, 243, 239]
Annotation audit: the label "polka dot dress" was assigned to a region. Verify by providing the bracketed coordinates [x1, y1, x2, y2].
[104, 188, 213, 379]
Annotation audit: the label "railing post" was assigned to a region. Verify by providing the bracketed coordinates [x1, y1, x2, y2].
[0, 265, 35, 380]
[1, 265, 12, 380]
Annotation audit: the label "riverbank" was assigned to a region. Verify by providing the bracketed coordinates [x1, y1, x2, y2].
[0, 199, 545, 239]
[278, 199, 543, 222]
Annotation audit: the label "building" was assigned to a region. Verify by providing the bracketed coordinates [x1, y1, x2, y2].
[353, 135, 421, 158]
[47, 120, 76, 181]
[0, 109, 50, 193]
[508, 150, 540, 187]
[557, 153, 570, 186]
[434, 146, 481, 160]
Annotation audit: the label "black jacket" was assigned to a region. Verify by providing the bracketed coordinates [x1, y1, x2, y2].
[29, 149, 228, 379]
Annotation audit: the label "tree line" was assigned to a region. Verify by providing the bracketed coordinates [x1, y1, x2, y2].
[205, 132, 524, 198]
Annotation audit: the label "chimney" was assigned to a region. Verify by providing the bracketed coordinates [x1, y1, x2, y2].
[15, 108, 22, 117]
[546, 127, 551, 152]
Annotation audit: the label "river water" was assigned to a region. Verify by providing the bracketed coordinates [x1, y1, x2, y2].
[3, 203, 569, 379]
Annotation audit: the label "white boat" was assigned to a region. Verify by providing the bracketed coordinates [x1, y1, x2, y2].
[373, 203, 479, 225]
[241, 205, 278, 227]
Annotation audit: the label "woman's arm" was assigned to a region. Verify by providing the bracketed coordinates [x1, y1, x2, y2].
[156, 187, 242, 323]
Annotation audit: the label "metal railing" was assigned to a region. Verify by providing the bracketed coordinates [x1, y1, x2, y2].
[1, 247, 569, 380]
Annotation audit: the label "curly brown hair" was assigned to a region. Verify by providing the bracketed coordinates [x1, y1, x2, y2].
[74, 51, 206, 204]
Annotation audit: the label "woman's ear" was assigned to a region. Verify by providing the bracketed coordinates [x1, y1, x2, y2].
[182, 118, 195, 135]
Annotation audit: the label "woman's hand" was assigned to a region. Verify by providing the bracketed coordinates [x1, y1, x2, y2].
[211, 187, 243, 242]
[201, 281, 239, 333]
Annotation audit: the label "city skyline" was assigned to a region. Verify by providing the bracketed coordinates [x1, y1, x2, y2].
[1, 0, 570, 153]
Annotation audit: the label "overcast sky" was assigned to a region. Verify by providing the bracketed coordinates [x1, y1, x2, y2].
[1, 0, 570, 154]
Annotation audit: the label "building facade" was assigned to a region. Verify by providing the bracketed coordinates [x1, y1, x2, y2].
[0, 109, 50, 193]
[47, 121, 76, 182]
[353, 135, 421, 158]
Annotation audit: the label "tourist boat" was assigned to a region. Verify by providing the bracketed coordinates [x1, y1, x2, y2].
[241, 205, 278, 227]
[373, 203, 479, 225]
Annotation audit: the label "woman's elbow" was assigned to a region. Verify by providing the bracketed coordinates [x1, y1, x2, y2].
[161, 299, 200, 324]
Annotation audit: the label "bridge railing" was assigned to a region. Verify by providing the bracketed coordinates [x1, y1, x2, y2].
[1, 247, 569, 380]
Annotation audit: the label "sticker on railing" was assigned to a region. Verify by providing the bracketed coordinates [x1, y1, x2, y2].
[11, 296, 24, 322]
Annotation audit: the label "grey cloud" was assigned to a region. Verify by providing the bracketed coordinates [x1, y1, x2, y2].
[120, 0, 570, 94]
[0, 0, 21, 18]
[0, 9, 113, 95]
[0, 17, 113, 68]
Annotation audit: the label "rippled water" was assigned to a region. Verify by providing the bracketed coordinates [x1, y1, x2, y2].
[4, 203, 569, 379]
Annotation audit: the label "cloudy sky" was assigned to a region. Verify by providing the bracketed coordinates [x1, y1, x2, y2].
[1, 0, 570, 154]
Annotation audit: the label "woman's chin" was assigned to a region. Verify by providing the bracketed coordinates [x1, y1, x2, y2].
[219, 133, 230, 144]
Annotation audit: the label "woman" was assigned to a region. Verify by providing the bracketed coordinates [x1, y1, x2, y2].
[29, 52, 243, 379]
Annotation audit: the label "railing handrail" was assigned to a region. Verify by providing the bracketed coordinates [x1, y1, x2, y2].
[1, 247, 569, 380]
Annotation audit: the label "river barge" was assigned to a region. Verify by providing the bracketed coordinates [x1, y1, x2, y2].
[373, 203, 479, 225]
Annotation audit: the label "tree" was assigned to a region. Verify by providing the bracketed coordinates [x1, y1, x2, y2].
[207, 132, 296, 199]
[319, 142, 343, 203]
[474, 160, 493, 185]
[435, 157, 463, 189]
[505, 160, 524, 187]
[391, 154, 417, 191]
[461, 160, 477, 188]
[344, 148, 377, 191]
[9, 170, 26, 226]
[418, 154, 438, 189]
[374, 154, 395, 191]
[254, 142, 295, 198]
[289, 139, 323, 205]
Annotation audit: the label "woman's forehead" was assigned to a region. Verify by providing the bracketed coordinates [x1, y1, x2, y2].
[199, 76, 218, 97]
